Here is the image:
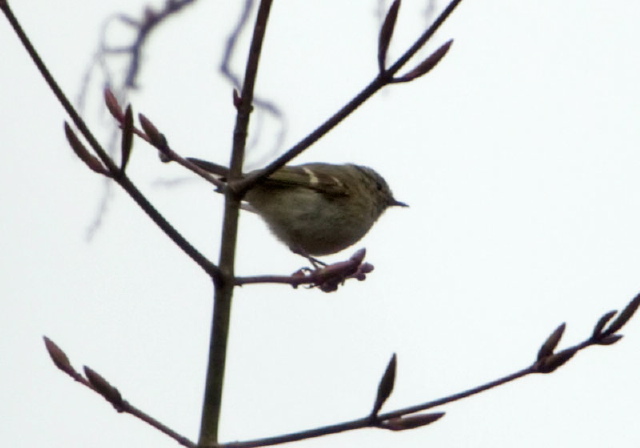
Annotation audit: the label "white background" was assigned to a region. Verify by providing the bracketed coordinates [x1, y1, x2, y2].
[2, 1, 640, 447]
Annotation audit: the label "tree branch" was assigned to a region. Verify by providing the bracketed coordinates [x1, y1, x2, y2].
[42, 337, 197, 448]
[198, 0, 274, 445]
[44, 290, 638, 447]
[233, 0, 462, 195]
[0, 0, 222, 284]
[217, 293, 639, 447]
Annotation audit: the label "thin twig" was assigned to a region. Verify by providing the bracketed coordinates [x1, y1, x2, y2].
[219, 0, 287, 166]
[219, 369, 530, 448]
[232, 0, 463, 195]
[44, 289, 637, 448]
[103, 93, 226, 189]
[43, 337, 196, 448]
[218, 308, 633, 448]
[0, 1, 221, 283]
[220, 0, 284, 118]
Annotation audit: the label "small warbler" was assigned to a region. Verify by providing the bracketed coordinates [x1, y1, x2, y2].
[188, 158, 407, 258]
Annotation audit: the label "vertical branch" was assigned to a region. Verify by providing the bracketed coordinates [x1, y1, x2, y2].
[198, 0, 274, 446]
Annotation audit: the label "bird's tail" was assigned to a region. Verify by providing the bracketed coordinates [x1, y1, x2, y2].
[187, 157, 230, 178]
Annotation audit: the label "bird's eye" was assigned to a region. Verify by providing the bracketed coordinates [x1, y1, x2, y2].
[376, 182, 383, 191]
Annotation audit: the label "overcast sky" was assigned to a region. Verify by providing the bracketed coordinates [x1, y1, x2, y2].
[2, 1, 640, 447]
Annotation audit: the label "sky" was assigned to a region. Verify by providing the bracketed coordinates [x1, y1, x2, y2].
[2, 1, 640, 447]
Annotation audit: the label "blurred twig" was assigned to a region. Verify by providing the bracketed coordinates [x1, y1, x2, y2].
[0, 0, 221, 282]
[105, 0, 197, 89]
[219, 0, 286, 169]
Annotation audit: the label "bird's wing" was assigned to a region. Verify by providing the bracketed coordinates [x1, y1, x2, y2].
[187, 159, 349, 197]
[264, 164, 349, 197]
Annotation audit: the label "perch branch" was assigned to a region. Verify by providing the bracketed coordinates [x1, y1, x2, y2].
[235, 248, 374, 293]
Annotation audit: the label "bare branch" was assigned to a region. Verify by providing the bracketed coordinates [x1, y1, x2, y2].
[234, 0, 462, 195]
[1, 4, 222, 283]
[199, 0, 275, 445]
[42, 338, 197, 447]
[219, 0, 285, 122]
[218, 293, 639, 447]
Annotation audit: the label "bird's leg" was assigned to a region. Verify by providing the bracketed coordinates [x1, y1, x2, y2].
[291, 246, 326, 269]
[307, 256, 326, 269]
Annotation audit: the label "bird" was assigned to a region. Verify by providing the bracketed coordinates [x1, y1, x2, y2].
[188, 158, 407, 260]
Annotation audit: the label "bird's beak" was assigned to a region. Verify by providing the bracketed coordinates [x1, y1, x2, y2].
[391, 199, 409, 207]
